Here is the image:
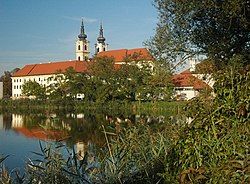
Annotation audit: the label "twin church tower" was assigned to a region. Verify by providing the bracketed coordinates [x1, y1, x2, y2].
[75, 20, 108, 61]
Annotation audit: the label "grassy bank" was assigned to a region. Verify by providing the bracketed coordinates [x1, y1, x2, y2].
[0, 98, 185, 116]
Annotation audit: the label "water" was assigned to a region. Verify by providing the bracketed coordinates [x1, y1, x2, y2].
[0, 111, 184, 171]
[0, 113, 107, 170]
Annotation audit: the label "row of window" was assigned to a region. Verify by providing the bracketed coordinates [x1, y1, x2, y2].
[13, 94, 20, 97]
[13, 79, 22, 83]
[13, 85, 22, 89]
[13, 77, 53, 83]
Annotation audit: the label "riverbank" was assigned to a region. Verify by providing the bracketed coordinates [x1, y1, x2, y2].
[0, 98, 186, 115]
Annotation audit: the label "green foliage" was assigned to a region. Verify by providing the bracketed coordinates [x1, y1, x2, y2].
[16, 56, 173, 108]
[22, 80, 47, 100]
[97, 123, 173, 183]
[170, 66, 250, 183]
[25, 141, 96, 184]
[0, 71, 12, 98]
[147, 0, 250, 69]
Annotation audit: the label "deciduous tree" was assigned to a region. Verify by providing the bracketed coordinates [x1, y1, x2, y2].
[147, 0, 250, 69]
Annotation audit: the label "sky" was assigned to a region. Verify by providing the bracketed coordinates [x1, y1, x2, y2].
[0, 0, 158, 75]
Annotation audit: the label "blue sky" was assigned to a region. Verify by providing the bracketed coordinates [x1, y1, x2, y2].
[0, 0, 157, 75]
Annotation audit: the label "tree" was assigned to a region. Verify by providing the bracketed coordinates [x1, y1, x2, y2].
[0, 71, 12, 98]
[147, 0, 250, 70]
[22, 80, 46, 100]
[0, 68, 19, 98]
[87, 56, 118, 103]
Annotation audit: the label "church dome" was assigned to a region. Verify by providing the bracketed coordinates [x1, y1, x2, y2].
[97, 36, 105, 43]
[78, 33, 87, 39]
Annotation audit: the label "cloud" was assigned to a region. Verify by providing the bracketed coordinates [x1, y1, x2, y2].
[62, 16, 97, 23]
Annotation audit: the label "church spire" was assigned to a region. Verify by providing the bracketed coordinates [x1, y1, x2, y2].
[76, 19, 90, 61]
[78, 19, 87, 40]
[95, 22, 108, 54]
[97, 22, 105, 43]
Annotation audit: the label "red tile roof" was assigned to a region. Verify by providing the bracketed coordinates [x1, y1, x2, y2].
[97, 48, 153, 62]
[13, 60, 88, 77]
[12, 48, 153, 77]
[172, 70, 210, 90]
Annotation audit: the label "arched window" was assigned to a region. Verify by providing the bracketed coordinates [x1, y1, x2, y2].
[84, 45, 87, 51]
[103, 48, 105, 51]
[97, 48, 99, 53]
[78, 56, 81, 61]
[78, 45, 81, 50]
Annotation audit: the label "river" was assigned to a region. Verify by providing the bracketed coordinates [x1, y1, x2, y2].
[0, 111, 185, 171]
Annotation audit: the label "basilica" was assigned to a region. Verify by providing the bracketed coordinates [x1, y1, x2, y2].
[11, 20, 152, 99]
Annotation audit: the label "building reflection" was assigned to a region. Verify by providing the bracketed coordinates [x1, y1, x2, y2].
[12, 114, 24, 128]
[4, 112, 187, 160]
[0, 114, 3, 130]
[76, 141, 87, 160]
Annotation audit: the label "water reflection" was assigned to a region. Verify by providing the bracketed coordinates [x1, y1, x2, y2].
[0, 114, 3, 129]
[0, 111, 187, 170]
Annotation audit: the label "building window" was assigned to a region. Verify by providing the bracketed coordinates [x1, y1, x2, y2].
[78, 56, 81, 61]
[97, 48, 100, 53]
[14, 79, 16, 82]
[14, 86, 16, 89]
[84, 45, 87, 51]
[39, 78, 40, 81]
[17, 86, 18, 89]
[24, 79, 26, 82]
[103, 48, 105, 51]
[78, 45, 81, 50]
[20, 79, 21, 82]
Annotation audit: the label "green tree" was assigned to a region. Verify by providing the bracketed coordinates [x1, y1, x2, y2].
[147, 0, 250, 69]
[0, 68, 19, 98]
[22, 80, 46, 100]
[87, 56, 118, 103]
[47, 71, 74, 106]
[0, 71, 12, 98]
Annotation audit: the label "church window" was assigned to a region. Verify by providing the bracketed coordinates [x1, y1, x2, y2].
[78, 45, 81, 50]
[14, 79, 16, 82]
[17, 86, 18, 89]
[85, 45, 87, 50]
[97, 48, 99, 53]
[20, 79, 21, 82]
[39, 78, 40, 81]
[78, 56, 81, 61]
[14, 86, 16, 89]
[103, 48, 105, 51]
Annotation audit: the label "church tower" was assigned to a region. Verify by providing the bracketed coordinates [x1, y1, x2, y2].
[76, 20, 90, 61]
[95, 23, 108, 54]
